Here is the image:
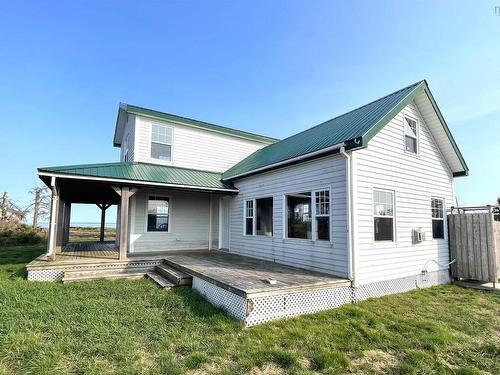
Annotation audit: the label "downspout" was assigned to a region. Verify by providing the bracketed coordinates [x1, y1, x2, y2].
[340, 146, 356, 287]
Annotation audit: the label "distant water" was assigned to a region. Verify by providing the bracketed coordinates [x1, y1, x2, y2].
[38, 222, 117, 229]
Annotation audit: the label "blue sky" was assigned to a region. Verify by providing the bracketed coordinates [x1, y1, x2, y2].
[0, 1, 499, 223]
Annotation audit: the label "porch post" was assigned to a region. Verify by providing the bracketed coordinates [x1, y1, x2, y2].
[97, 203, 111, 242]
[208, 193, 213, 251]
[47, 176, 60, 261]
[63, 203, 71, 246]
[119, 188, 130, 260]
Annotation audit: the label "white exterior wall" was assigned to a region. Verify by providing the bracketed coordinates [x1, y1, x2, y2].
[120, 115, 136, 162]
[131, 115, 269, 172]
[353, 101, 454, 285]
[228, 155, 349, 277]
[130, 189, 215, 253]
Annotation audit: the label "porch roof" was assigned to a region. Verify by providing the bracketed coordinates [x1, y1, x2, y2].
[38, 162, 237, 192]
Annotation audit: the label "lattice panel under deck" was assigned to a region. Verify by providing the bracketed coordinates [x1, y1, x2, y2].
[245, 286, 353, 326]
[27, 269, 64, 281]
[354, 269, 451, 302]
[192, 277, 247, 321]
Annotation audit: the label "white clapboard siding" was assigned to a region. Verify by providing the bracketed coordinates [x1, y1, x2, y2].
[228, 155, 349, 277]
[131, 115, 269, 172]
[120, 114, 136, 162]
[353, 100, 454, 285]
[131, 189, 213, 252]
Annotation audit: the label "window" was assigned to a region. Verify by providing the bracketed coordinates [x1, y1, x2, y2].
[151, 123, 172, 161]
[286, 189, 331, 240]
[244, 198, 273, 236]
[315, 190, 330, 241]
[256, 197, 273, 236]
[147, 196, 169, 232]
[404, 116, 418, 154]
[373, 189, 394, 241]
[431, 198, 444, 239]
[244, 200, 254, 235]
[123, 134, 130, 162]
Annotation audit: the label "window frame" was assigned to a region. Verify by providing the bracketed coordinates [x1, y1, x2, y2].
[145, 194, 172, 233]
[123, 133, 130, 162]
[372, 188, 396, 243]
[283, 187, 332, 242]
[150, 122, 174, 162]
[243, 197, 274, 237]
[403, 115, 419, 155]
[431, 197, 445, 240]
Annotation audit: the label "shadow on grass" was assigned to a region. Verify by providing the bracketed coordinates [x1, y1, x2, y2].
[169, 286, 242, 324]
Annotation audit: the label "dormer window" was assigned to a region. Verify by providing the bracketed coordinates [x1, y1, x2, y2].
[123, 134, 130, 162]
[404, 116, 418, 154]
[151, 123, 172, 161]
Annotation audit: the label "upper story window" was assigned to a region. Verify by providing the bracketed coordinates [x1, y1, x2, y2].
[373, 189, 394, 241]
[123, 134, 130, 162]
[151, 123, 172, 161]
[404, 116, 418, 154]
[431, 198, 445, 239]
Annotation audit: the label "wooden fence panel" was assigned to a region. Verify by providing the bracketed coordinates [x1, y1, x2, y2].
[447, 213, 499, 283]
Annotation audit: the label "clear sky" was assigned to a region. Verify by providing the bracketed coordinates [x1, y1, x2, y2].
[0, 1, 499, 223]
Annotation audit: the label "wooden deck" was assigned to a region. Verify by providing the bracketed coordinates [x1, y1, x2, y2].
[60, 241, 119, 259]
[164, 251, 350, 298]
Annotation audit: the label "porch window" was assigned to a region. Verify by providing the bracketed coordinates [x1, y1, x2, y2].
[286, 189, 330, 240]
[244, 200, 254, 235]
[373, 189, 394, 241]
[404, 116, 418, 154]
[147, 196, 169, 232]
[431, 198, 444, 239]
[151, 123, 172, 161]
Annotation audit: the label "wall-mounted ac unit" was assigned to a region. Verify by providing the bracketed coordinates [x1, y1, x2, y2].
[412, 228, 424, 244]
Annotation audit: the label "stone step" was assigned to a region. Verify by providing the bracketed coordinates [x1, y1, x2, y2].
[62, 267, 151, 282]
[155, 264, 192, 286]
[147, 272, 174, 289]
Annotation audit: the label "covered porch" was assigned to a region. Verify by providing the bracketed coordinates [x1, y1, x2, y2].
[37, 162, 238, 262]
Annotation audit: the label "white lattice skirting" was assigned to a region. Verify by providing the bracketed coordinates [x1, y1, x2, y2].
[192, 270, 450, 327]
[27, 269, 64, 281]
[353, 269, 451, 302]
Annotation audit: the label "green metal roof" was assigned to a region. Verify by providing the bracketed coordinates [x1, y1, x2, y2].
[223, 80, 468, 180]
[38, 162, 237, 192]
[114, 104, 279, 146]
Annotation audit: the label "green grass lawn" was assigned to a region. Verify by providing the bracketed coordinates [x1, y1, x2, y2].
[0, 245, 499, 375]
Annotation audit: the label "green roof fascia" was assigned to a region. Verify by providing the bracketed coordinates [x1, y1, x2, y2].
[38, 162, 237, 192]
[360, 80, 468, 177]
[121, 104, 279, 145]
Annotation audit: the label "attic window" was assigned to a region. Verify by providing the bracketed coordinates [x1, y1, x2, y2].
[151, 123, 172, 161]
[404, 116, 418, 154]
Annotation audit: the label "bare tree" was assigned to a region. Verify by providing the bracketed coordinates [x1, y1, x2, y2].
[493, 197, 500, 221]
[28, 186, 51, 228]
[0, 192, 28, 228]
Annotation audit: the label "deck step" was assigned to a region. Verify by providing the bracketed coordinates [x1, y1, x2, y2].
[155, 264, 192, 286]
[147, 272, 174, 289]
[63, 271, 147, 283]
[62, 267, 151, 282]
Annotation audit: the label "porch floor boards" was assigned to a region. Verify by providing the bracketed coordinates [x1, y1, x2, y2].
[163, 251, 350, 298]
[60, 241, 119, 260]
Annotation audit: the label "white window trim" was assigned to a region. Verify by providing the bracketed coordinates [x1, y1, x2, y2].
[372, 188, 396, 243]
[150, 121, 174, 163]
[243, 197, 274, 237]
[145, 194, 172, 233]
[431, 197, 445, 240]
[283, 187, 332, 242]
[403, 114, 419, 155]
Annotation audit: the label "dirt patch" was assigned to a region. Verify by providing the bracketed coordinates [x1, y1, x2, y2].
[351, 349, 399, 372]
[249, 363, 285, 375]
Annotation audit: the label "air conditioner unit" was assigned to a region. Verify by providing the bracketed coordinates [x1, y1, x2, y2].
[412, 228, 424, 244]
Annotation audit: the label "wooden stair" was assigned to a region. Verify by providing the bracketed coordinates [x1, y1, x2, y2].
[62, 267, 151, 282]
[155, 263, 192, 286]
[146, 272, 175, 289]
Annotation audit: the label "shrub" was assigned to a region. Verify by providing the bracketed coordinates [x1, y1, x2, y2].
[0, 225, 47, 246]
